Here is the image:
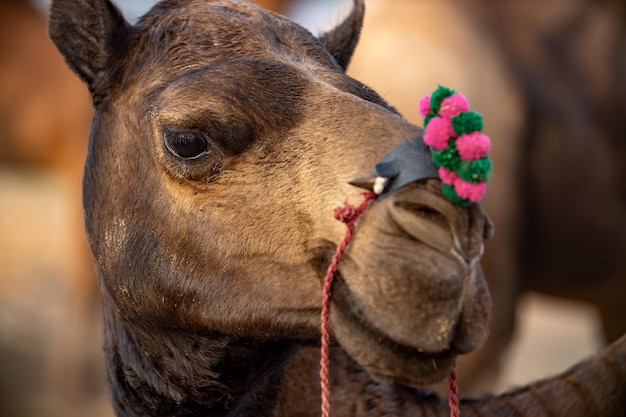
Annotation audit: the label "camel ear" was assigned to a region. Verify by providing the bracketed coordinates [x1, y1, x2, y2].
[48, 0, 129, 104]
[319, 0, 364, 71]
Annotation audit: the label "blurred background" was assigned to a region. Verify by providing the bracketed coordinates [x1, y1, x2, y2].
[1, 0, 623, 416]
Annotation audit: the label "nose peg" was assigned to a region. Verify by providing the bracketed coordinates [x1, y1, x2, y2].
[349, 136, 439, 198]
[348, 173, 376, 191]
[349, 174, 391, 195]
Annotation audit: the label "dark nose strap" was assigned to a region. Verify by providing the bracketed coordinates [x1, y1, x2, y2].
[372, 135, 438, 199]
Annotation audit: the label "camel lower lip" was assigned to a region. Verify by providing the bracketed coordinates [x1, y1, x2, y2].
[329, 276, 457, 386]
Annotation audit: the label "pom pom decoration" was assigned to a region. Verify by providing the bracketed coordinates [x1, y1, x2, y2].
[454, 179, 487, 202]
[458, 157, 492, 183]
[456, 132, 491, 160]
[418, 95, 432, 117]
[451, 111, 484, 136]
[432, 141, 462, 171]
[424, 117, 455, 150]
[439, 93, 469, 118]
[438, 166, 458, 185]
[420, 86, 493, 206]
[430, 85, 456, 111]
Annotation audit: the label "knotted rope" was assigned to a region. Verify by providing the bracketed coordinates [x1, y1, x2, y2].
[320, 190, 376, 417]
[320, 191, 460, 417]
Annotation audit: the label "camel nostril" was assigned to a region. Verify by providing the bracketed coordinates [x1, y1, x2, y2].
[394, 201, 452, 234]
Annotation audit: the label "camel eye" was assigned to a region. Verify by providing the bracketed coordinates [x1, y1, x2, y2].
[164, 130, 209, 159]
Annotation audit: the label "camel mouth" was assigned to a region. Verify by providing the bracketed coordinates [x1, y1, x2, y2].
[312, 231, 491, 386]
[328, 273, 460, 386]
[311, 182, 491, 387]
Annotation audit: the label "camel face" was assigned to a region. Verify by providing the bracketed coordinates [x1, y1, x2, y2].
[50, 0, 491, 391]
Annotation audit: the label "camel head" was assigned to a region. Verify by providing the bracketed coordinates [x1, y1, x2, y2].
[49, 0, 493, 401]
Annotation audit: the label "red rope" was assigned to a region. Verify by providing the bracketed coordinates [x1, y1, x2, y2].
[320, 190, 460, 417]
[320, 191, 376, 417]
[448, 361, 461, 417]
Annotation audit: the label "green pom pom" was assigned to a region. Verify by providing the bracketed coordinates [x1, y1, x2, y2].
[432, 139, 461, 171]
[452, 111, 483, 136]
[458, 157, 493, 182]
[442, 184, 471, 207]
[430, 86, 456, 113]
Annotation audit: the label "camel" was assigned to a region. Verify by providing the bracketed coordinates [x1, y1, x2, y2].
[48, 0, 626, 416]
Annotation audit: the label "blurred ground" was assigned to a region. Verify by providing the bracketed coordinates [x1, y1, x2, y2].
[0, 168, 114, 417]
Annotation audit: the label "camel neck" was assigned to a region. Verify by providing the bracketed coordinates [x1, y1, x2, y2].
[102, 300, 294, 417]
[101, 299, 465, 417]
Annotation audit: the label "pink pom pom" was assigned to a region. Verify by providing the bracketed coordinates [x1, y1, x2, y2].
[456, 132, 491, 160]
[438, 167, 458, 185]
[418, 95, 432, 117]
[454, 179, 487, 202]
[424, 116, 454, 150]
[439, 93, 469, 118]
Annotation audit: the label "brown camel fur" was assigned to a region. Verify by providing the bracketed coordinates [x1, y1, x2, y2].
[48, 0, 626, 416]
